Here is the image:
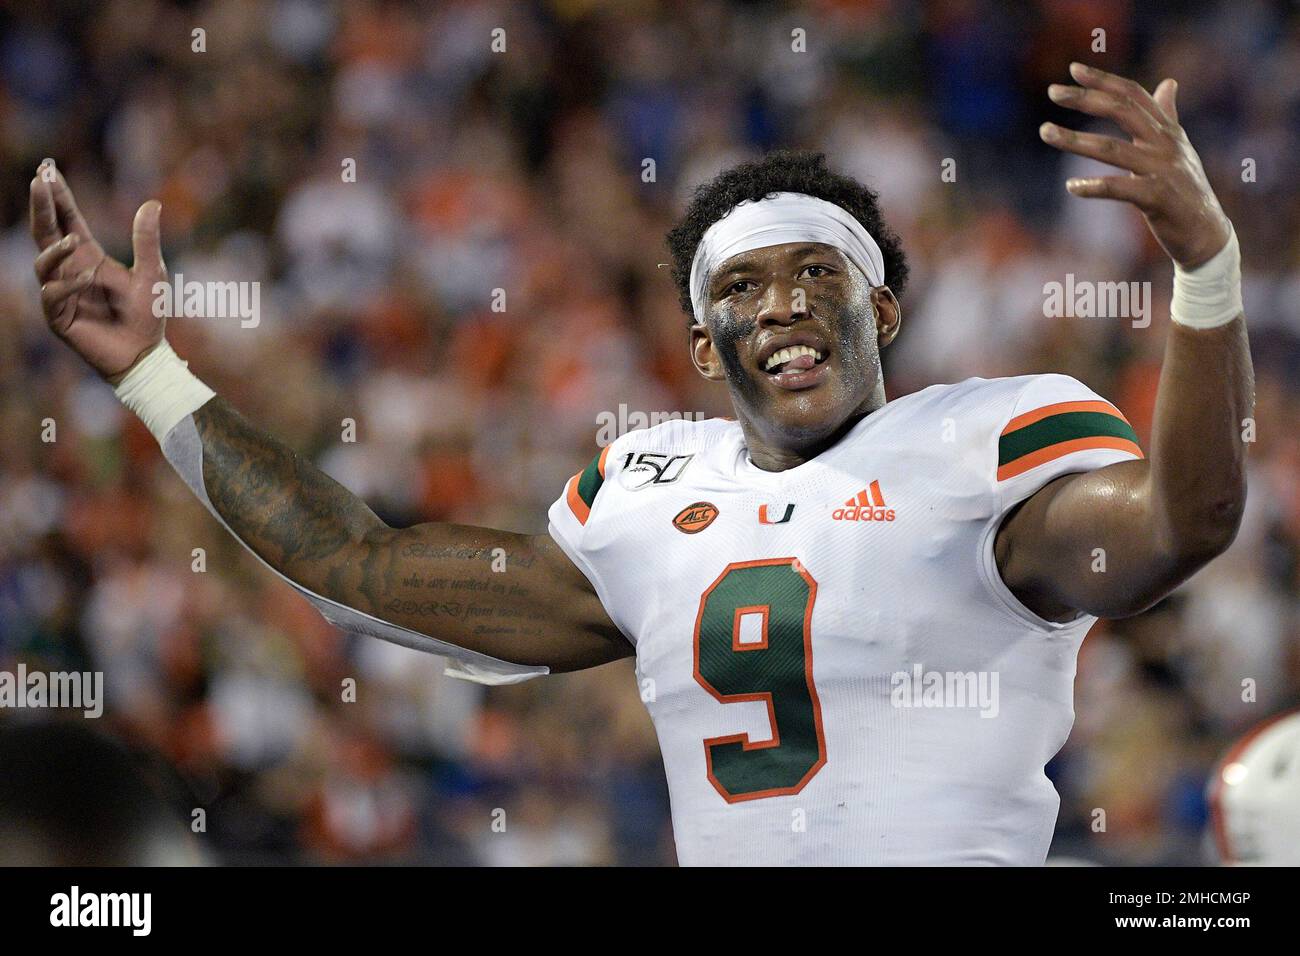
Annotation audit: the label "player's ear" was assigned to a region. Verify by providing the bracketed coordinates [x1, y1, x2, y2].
[871, 286, 901, 348]
[690, 322, 727, 381]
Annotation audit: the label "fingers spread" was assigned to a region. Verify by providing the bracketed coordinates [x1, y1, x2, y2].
[1066, 63, 1175, 137]
[1047, 84, 1168, 144]
[1039, 123, 1160, 174]
[34, 233, 80, 282]
[1069, 61, 1155, 106]
[1064, 174, 1161, 211]
[131, 200, 166, 278]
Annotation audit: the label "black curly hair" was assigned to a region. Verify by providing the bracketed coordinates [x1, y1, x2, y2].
[665, 149, 909, 322]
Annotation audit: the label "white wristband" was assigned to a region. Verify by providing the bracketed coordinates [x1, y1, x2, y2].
[1171, 226, 1243, 329]
[113, 340, 215, 442]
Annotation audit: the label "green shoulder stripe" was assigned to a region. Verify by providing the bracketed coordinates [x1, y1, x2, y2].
[998, 410, 1140, 466]
[575, 449, 607, 508]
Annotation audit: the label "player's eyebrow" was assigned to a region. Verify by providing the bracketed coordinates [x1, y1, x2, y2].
[709, 244, 839, 297]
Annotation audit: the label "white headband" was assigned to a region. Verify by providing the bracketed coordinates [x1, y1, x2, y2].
[688, 191, 886, 322]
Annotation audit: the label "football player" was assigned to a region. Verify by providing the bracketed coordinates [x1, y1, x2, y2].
[30, 63, 1251, 864]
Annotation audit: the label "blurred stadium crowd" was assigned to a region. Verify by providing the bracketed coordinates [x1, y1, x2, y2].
[1, 0, 1297, 865]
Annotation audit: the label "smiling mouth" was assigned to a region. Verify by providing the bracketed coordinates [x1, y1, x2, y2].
[762, 343, 826, 374]
[759, 344, 830, 390]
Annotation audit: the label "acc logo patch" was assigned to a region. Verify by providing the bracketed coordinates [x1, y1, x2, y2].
[673, 501, 719, 534]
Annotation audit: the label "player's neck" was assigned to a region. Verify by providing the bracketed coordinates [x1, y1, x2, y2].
[740, 389, 886, 472]
[741, 418, 857, 470]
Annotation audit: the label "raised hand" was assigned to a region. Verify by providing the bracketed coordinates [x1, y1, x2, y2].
[1039, 62, 1232, 269]
[30, 162, 167, 383]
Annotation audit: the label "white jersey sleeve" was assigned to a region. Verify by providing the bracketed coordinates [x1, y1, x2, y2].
[546, 436, 634, 642]
[977, 372, 1145, 629]
[546, 420, 737, 645]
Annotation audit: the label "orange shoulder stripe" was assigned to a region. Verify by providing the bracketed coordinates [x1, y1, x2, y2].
[1001, 399, 1130, 436]
[996, 435, 1144, 481]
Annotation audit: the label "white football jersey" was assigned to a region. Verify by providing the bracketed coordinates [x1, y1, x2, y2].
[548, 374, 1144, 865]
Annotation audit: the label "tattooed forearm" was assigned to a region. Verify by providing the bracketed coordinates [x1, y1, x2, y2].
[397, 542, 537, 567]
[187, 398, 628, 669]
[194, 398, 381, 585]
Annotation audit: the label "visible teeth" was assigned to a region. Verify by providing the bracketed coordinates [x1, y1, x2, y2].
[764, 344, 823, 371]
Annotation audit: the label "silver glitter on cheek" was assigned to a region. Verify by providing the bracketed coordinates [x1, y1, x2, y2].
[710, 302, 755, 344]
[706, 301, 766, 403]
[825, 262, 882, 398]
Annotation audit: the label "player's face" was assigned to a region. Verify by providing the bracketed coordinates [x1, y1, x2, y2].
[691, 241, 899, 452]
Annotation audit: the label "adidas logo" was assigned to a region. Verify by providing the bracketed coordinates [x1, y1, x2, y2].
[831, 481, 896, 522]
